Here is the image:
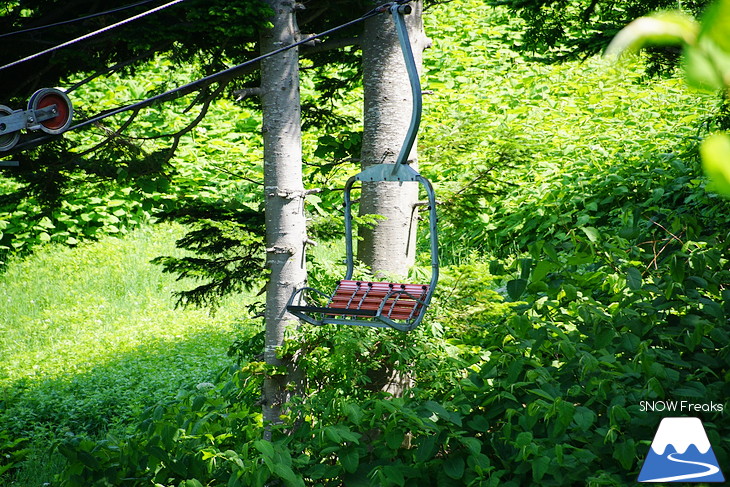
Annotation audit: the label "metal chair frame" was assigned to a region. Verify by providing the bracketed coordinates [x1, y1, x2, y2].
[286, 3, 438, 332]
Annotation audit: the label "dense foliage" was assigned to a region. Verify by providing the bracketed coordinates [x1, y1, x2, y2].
[2, 0, 730, 485]
[0, 57, 264, 268]
[605, 0, 730, 196]
[0, 225, 254, 484]
[490, 0, 709, 74]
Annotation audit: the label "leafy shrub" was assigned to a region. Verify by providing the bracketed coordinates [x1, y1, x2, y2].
[56, 364, 263, 487]
[0, 167, 157, 268]
[0, 429, 29, 482]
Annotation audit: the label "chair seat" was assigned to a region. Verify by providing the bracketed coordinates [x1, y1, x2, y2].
[326, 280, 429, 320]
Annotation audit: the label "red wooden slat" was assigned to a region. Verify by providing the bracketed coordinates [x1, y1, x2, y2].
[326, 280, 428, 321]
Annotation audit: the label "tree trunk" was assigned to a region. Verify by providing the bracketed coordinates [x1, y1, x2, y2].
[259, 0, 307, 439]
[358, 2, 427, 278]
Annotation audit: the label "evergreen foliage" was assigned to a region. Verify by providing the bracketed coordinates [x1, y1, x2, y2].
[152, 202, 266, 309]
[0, 0, 272, 99]
[0, 0, 367, 269]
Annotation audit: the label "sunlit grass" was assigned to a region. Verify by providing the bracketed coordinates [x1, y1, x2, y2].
[0, 223, 252, 386]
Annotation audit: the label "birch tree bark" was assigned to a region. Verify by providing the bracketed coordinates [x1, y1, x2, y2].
[259, 0, 307, 438]
[358, 1, 428, 278]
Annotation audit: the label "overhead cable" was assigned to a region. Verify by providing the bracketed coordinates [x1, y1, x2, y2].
[0, 0, 160, 39]
[4, 1, 403, 153]
[0, 0, 187, 72]
[60, 2, 390, 131]
[70, 2, 392, 131]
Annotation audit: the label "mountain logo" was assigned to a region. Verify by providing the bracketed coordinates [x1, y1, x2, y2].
[638, 417, 725, 483]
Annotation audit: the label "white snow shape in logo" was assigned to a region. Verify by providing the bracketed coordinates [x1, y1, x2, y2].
[650, 417, 711, 455]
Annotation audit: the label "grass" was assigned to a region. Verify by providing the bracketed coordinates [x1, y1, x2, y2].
[0, 222, 259, 485]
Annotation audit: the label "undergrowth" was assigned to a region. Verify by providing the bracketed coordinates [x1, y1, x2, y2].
[0, 224, 256, 485]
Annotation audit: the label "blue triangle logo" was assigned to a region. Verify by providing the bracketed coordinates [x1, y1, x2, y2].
[638, 417, 725, 483]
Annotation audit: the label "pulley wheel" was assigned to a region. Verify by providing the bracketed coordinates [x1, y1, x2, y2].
[0, 105, 20, 151]
[28, 88, 73, 135]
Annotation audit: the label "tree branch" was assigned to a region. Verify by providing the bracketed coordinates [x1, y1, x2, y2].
[75, 108, 142, 157]
[301, 36, 360, 55]
[234, 87, 262, 100]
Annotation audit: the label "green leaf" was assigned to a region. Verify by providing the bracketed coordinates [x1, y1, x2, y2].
[604, 12, 698, 58]
[528, 388, 555, 402]
[700, 0, 730, 52]
[682, 1, 730, 90]
[580, 226, 600, 243]
[343, 403, 363, 424]
[324, 426, 342, 444]
[647, 377, 666, 398]
[467, 415, 489, 432]
[325, 424, 360, 444]
[191, 394, 207, 412]
[385, 429, 404, 450]
[573, 407, 596, 431]
[273, 463, 302, 486]
[700, 133, 730, 197]
[443, 456, 465, 480]
[76, 450, 100, 469]
[613, 440, 636, 470]
[626, 267, 642, 291]
[609, 405, 631, 424]
[424, 401, 462, 426]
[382, 465, 405, 486]
[684, 39, 730, 91]
[506, 359, 524, 384]
[415, 435, 438, 462]
[340, 447, 359, 474]
[460, 437, 482, 455]
[515, 431, 533, 448]
[555, 444, 565, 465]
[254, 440, 275, 458]
[506, 278, 527, 300]
[531, 260, 552, 282]
[674, 383, 707, 398]
[532, 456, 551, 482]
[253, 465, 270, 487]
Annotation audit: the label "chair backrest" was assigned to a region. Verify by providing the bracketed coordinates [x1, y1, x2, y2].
[341, 164, 439, 312]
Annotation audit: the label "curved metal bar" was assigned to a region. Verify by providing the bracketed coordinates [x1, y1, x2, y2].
[417, 174, 439, 296]
[287, 286, 332, 307]
[343, 175, 357, 280]
[390, 4, 422, 166]
[342, 171, 438, 307]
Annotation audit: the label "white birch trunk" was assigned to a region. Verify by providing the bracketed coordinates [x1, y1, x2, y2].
[259, 0, 307, 437]
[359, 2, 427, 278]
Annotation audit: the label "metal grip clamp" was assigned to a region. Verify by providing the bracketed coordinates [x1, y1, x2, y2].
[0, 88, 73, 151]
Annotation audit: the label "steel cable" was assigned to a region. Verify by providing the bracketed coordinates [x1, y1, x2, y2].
[3, 1, 405, 154]
[0, 0, 188, 72]
[0, 0, 161, 39]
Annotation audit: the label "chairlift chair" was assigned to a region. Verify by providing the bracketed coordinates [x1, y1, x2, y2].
[286, 3, 438, 332]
